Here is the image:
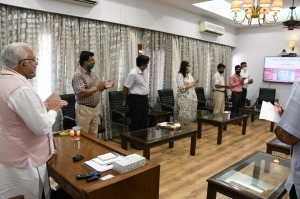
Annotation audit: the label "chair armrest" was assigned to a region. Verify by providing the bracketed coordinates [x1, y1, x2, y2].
[111, 110, 130, 126]
[111, 110, 128, 117]
[198, 100, 208, 106]
[63, 116, 75, 121]
[162, 103, 174, 110]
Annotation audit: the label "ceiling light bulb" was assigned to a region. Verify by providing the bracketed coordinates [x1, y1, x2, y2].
[259, 0, 271, 7]
[242, 0, 253, 7]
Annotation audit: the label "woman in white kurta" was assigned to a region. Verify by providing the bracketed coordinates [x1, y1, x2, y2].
[176, 61, 199, 122]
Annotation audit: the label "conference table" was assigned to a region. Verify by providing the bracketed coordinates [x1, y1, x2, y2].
[47, 131, 160, 199]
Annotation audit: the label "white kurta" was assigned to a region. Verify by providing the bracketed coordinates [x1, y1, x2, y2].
[0, 67, 57, 199]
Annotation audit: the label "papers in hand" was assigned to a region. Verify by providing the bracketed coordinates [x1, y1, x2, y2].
[259, 101, 281, 123]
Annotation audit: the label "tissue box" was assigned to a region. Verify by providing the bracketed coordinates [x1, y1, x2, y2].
[113, 154, 146, 174]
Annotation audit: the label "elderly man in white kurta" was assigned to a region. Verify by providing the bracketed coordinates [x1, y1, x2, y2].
[0, 43, 64, 199]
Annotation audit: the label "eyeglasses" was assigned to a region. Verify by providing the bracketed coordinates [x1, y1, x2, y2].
[19, 58, 38, 64]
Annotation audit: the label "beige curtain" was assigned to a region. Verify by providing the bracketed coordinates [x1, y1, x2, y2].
[0, 5, 81, 131]
[79, 19, 131, 139]
[142, 31, 232, 108]
[0, 4, 131, 139]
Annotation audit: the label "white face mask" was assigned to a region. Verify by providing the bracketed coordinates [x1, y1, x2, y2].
[22, 62, 36, 79]
[243, 67, 247, 72]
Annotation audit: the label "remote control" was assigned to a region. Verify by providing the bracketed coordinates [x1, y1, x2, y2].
[76, 171, 101, 180]
[86, 175, 99, 182]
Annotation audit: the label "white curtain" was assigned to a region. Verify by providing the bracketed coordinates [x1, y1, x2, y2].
[142, 30, 173, 104]
[171, 36, 181, 96]
[130, 28, 138, 69]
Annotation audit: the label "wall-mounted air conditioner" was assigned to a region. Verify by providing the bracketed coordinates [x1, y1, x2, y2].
[58, 0, 99, 7]
[199, 21, 225, 36]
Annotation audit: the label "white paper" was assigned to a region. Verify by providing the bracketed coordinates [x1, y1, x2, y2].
[98, 152, 117, 161]
[84, 160, 113, 172]
[93, 156, 121, 165]
[259, 101, 281, 123]
[100, 174, 115, 181]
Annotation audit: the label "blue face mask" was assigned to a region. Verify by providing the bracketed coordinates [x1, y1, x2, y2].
[87, 61, 94, 70]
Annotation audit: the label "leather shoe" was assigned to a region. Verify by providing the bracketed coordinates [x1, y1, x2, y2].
[130, 143, 143, 150]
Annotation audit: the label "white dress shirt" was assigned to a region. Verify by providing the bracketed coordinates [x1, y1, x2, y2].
[124, 67, 149, 95]
[240, 68, 249, 89]
[212, 72, 225, 91]
[0, 67, 57, 199]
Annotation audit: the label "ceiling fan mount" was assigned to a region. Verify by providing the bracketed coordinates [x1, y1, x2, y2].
[282, 0, 300, 30]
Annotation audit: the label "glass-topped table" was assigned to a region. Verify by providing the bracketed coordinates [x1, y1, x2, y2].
[239, 108, 275, 132]
[207, 151, 291, 199]
[198, 113, 248, 144]
[121, 126, 197, 160]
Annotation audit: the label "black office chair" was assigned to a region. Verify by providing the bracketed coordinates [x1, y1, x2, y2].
[108, 91, 131, 133]
[254, 88, 276, 109]
[59, 94, 105, 136]
[194, 87, 214, 113]
[157, 89, 174, 114]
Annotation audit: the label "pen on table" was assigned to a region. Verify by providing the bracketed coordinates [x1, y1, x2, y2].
[111, 151, 124, 157]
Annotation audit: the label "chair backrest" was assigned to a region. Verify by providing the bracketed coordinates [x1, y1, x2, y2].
[157, 89, 174, 112]
[60, 94, 76, 129]
[195, 87, 206, 107]
[257, 88, 276, 106]
[108, 91, 130, 120]
[224, 90, 232, 111]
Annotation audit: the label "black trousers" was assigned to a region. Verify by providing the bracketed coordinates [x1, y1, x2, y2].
[241, 88, 247, 107]
[231, 92, 242, 113]
[289, 184, 298, 199]
[128, 94, 149, 131]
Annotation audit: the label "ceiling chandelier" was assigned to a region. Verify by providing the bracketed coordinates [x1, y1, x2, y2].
[282, 0, 300, 30]
[230, 0, 283, 25]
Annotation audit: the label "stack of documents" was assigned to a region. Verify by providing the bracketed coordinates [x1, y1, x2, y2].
[84, 152, 122, 172]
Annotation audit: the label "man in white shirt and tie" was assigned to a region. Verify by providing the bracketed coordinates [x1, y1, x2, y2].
[240, 62, 253, 107]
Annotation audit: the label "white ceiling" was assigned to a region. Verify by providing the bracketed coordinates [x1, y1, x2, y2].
[155, 0, 300, 28]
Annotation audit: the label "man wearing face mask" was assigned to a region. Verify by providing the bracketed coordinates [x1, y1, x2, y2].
[212, 63, 231, 114]
[72, 51, 114, 136]
[240, 62, 253, 107]
[0, 42, 65, 199]
[230, 65, 245, 113]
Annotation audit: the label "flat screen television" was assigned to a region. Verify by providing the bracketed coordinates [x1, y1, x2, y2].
[263, 57, 300, 83]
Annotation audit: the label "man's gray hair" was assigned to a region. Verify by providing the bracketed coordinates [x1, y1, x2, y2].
[1, 42, 31, 69]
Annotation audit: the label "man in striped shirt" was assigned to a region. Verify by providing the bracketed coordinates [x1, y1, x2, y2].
[72, 51, 114, 136]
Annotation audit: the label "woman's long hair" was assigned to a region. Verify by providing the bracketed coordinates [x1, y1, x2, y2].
[178, 61, 189, 77]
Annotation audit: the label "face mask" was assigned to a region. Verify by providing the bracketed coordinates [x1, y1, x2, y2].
[187, 68, 192, 73]
[219, 71, 224, 74]
[236, 71, 241, 75]
[243, 67, 247, 72]
[23, 62, 36, 79]
[87, 64, 94, 70]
